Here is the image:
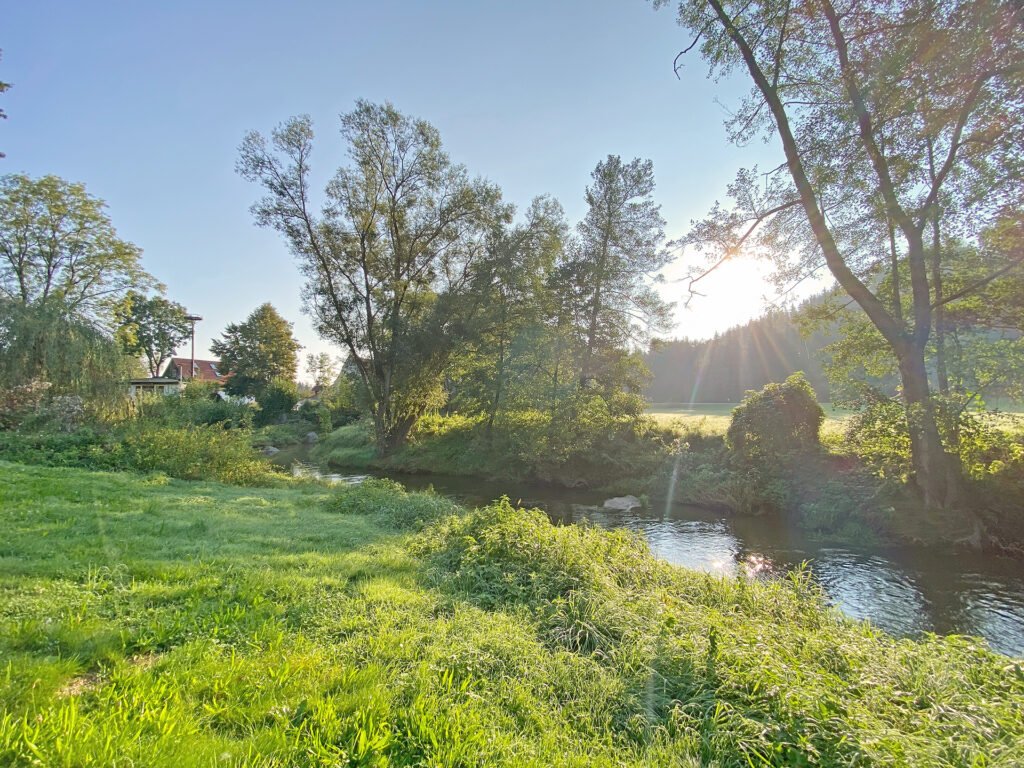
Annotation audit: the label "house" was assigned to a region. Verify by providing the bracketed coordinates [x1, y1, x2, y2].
[127, 377, 182, 398]
[128, 358, 227, 399]
[161, 357, 227, 383]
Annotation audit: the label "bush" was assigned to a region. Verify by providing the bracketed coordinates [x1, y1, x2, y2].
[323, 478, 459, 529]
[121, 424, 278, 485]
[0, 427, 118, 469]
[296, 399, 333, 434]
[256, 379, 298, 426]
[727, 373, 824, 464]
[0, 380, 53, 430]
[846, 394, 1024, 482]
[133, 384, 254, 430]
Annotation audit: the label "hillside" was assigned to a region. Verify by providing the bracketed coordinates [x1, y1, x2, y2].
[644, 307, 836, 403]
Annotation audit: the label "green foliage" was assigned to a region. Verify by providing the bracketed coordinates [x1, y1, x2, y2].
[210, 303, 301, 398]
[113, 291, 192, 377]
[239, 102, 506, 453]
[726, 373, 824, 464]
[0, 174, 155, 325]
[847, 394, 1024, 483]
[2, 464, 1019, 766]
[0, 427, 119, 469]
[255, 378, 298, 427]
[316, 406, 672, 490]
[314, 421, 378, 467]
[119, 424, 276, 485]
[324, 478, 459, 529]
[0, 299, 137, 411]
[132, 383, 254, 430]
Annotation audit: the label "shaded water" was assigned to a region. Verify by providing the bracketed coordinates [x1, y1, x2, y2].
[293, 463, 1024, 657]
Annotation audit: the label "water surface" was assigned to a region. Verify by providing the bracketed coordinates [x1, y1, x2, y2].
[294, 463, 1024, 657]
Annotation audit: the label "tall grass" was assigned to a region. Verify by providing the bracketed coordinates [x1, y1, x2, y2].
[1, 463, 1020, 766]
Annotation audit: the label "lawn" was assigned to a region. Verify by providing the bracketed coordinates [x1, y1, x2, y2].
[1, 462, 1022, 766]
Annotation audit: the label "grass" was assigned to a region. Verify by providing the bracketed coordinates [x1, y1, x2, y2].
[646, 402, 853, 441]
[1, 461, 1022, 766]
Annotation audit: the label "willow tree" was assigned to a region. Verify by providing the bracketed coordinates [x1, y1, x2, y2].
[655, 0, 1023, 507]
[238, 101, 505, 453]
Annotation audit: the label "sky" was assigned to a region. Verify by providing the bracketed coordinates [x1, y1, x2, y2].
[3, 0, 805, 380]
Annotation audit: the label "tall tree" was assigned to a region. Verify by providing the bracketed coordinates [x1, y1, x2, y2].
[114, 291, 191, 377]
[211, 303, 301, 397]
[238, 101, 506, 453]
[569, 155, 671, 388]
[0, 174, 154, 326]
[305, 351, 340, 395]
[459, 196, 567, 432]
[656, 0, 1023, 507]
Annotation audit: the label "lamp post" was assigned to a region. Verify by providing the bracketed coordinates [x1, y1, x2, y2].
[186, 314, 203, 381]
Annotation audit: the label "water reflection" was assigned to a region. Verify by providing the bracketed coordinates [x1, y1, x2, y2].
[295, 464, 1024, 657]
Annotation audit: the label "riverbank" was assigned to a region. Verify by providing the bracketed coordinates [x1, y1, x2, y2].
[1, 461, 1021, 765]
[309, 417, 1024, 553]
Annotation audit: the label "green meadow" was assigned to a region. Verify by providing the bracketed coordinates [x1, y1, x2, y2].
[1, 461, 1022, 766]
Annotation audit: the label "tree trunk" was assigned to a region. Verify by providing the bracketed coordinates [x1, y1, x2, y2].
[486, 333, 506, 437]
[377, 414, 416, 457]
[897, 347, 958, 508]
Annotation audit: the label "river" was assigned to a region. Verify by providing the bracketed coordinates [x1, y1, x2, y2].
[292, 461, 1024, 657]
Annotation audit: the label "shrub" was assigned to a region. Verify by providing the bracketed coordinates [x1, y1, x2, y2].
[324, 478, 458, 529]
[0, 427, 119, 469]
[256, 379, 298, 426]
[296, 399, 336, 435]
[846, 394, 1024, 482]
[133, 385, 254, 430]
[121, 424, 278, 485]
[727, 373, 824, 464]
[0, 380, 52, 430]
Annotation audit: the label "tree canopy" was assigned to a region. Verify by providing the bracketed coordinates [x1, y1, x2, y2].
[0, 174, 155, 326]
[211, 303, 301, 397]
[114, 291, 192, 377]
[238, 101, 506, 452]
[656, 0, 1024, 507]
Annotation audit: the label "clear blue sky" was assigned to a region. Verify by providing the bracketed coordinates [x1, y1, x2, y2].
[3, 0, 788, 377]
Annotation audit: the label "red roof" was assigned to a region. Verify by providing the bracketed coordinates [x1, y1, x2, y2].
[162, 358, 227, 382]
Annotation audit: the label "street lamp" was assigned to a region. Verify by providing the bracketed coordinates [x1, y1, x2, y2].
[186, 314, 203, 381]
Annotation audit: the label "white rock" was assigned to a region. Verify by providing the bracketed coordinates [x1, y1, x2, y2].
[603, 495, 642, 512]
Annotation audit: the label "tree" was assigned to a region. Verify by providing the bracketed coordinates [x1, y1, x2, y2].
[569, 155, 671, 388]
[456, 196, 568, 432]
[114, 291, 192, 377]
[0, 174, 155, 325]
[656, 0, 1023, 507]
[0, 297, 136, 405]
[211, 303, 301, 397]
[305, 352, 339, 395]
[238, 101, 506, 454]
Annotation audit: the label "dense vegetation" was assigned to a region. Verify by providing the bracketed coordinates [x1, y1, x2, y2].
[1, 463, 1021, 766]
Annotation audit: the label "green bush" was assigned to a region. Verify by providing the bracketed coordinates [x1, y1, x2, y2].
[121, 424, 279, 485]
[324, 478, 459, 529]
[256, 379, 298, 426]
[133, 384, 254, 430]
[846, 394, 1024, 482]
[727, 373, 824, 464]
[0, 427, 119, 470]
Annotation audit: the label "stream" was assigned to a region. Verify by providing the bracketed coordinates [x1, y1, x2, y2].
[291, 460, 1024, 657]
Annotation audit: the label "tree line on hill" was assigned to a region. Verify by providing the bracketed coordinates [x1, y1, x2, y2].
[643, 305, 835, 404]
